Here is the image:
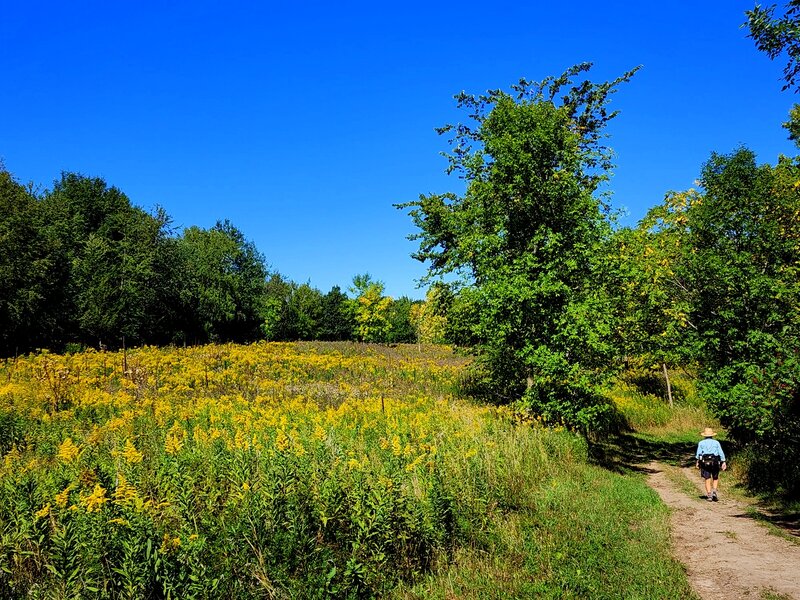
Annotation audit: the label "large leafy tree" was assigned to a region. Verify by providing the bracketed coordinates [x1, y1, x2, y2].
[385, 296, 417, 344]
[0, 170, 58, 353]
[399, 64, 636, 429]
[39, 173, 182, 348]
[72, 206, 180, 346]
[354, 281, 393, 343]
[179, 220, 268, 343]
[687, 148, 800, 494]
[317, 286, 355, 341]
[609, 191, 700, 403]
[39, 173, 128, 345]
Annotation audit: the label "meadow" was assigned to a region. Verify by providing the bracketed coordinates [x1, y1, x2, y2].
[0, 343, 695, 599]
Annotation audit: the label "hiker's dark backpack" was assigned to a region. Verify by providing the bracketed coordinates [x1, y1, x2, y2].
[699, 453, 721, 471]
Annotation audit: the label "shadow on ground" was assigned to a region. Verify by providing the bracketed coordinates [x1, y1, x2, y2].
[745, 509, 800, 537]
[588, 433, 697, 474]
[590, 433, 800, 539]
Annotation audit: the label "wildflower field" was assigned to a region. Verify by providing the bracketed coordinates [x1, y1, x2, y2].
[0, 342, 693, 599]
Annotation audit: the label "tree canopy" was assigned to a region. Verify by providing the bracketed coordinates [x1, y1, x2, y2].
[400, 64, 637, 430]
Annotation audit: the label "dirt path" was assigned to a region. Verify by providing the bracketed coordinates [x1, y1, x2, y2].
[646, 462, 800, 599]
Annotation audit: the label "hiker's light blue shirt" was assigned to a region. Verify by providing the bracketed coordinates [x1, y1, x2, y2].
[696, 438, 726, 462]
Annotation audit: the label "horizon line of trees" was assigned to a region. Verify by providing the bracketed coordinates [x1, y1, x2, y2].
[0, 169, 448, 356]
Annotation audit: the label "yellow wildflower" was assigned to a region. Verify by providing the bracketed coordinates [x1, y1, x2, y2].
[114, 473, 139, 506]
[34, 503, 50, 519]
[234, 428, 249, 451]
[160, 533, 182, 553]
[55, 485, 72, 508]
[405, 455, 425, 472]
[3, 446, 20, 470]
[275, 428, 290, 452]
[82, 483, 108, 513]
[57, 438, 80, 463]
[121, 439, 143, 464]
[292, 440, 306, 457]
[164, 422, 185, 455]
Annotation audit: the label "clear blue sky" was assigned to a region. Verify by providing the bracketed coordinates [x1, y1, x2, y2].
[2, 1, 796, 299]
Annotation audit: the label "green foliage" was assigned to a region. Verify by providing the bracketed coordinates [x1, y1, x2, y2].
[179, 220, 268, 343]
[385, 297, 418, 344]
[0, 171, 56, 354]
[746, 1, 800, 92]
[317, 286, 356, 341]
[605, 369, 713, 437]
[394, 445, 695, 600]
[354, 280, 393, 343]
[400, 64, 637, 431]
[609, 191, 700, 373]
[74, 206, 179, 346]
[687, 148, 800, 496]
[262, 277, 326, 341]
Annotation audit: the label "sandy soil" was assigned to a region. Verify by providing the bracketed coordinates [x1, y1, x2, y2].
[646, 462, 800, 599]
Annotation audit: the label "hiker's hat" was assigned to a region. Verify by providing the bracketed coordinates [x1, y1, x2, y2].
[700, 427, 716, 437]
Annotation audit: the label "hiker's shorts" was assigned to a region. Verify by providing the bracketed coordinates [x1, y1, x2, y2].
[700, 467, 720, 481]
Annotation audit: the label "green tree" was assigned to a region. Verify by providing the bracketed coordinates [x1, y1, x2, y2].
[399, 65, 636, 430]
[385, 296, 417, 344]
[73, 206, 179, 346]
[317, 286, 355, 341]
[38, 173, 183, 348]
[354, 281, 393, 343]
[746, 1, 800, 92]
[687, 148, 800, 495]
[261, 273, 294, 341]
[609, 191, 700, 403]
[0, 170, 57, 353]
[179, 220, 268, 343]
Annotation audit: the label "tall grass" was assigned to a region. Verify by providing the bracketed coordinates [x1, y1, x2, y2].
[607, 368, 718, 440]
[0, 343, 694, 598]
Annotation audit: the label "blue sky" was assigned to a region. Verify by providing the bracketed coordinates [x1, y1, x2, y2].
[2, 1, 796, 299]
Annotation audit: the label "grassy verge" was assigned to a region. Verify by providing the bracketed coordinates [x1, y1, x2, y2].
[393, 461, 696, 599]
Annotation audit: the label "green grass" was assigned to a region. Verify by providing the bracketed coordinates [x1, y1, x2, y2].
[392, 443, 697, 599]
[606, 368, 717, 440]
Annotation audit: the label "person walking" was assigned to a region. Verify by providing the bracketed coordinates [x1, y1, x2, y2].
[696, 427, 727, 501]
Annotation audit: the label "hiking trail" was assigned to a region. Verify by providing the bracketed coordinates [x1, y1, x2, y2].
[646, 461, 800, 599]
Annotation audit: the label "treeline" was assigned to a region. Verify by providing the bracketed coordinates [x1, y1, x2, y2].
[0, 170, 443, 355]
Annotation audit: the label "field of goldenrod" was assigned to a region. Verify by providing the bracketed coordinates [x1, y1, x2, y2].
[0, 342, 581, 598]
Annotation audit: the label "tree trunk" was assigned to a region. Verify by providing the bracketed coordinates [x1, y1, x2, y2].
[662, 362, 673, 409]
